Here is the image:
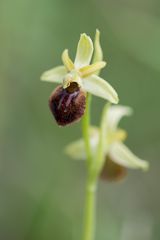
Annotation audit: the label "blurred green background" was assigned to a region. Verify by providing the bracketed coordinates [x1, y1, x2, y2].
[0, 0, 160, 239]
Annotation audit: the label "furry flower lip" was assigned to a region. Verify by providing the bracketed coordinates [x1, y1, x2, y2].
[41, 30, 119, 126]
[100, 155, 127, 181]
[49, 82, 86, 126]
[65, 105, 149, 181]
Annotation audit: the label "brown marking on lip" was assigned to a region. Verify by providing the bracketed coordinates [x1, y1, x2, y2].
[49, 82, 86, 126]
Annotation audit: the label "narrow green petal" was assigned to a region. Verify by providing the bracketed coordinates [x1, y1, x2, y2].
[92, 29, 103, 63]
[65, 127, 99, 160]
[109, 142, 149, 171]
[107, 105, 133, 131]
[74, 33, 93, 68]
[83, 75, 119, 104]
[41, 66, 67, 83]
[62, 49, 74, 71]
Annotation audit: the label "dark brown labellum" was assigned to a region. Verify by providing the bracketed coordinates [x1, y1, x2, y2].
[49, 82, 86, 126]
[100, 155, 127, 182]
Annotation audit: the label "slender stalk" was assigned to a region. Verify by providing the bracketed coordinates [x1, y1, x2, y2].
[82, 173, 97, 240]
[94, 103, 110, 176]
[81, 30, 105, 240]
[82, 93, 97, 240]
[82, 93, 92, 168]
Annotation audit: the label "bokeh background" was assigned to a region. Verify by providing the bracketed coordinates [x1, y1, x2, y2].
[0, 0, 160, 239]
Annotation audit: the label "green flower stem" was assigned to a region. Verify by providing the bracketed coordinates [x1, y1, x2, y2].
[82, 172, 97, 240]
[82, 93, 92, 168]
[82, 93, 98, 240]
[94, 103, 110, 176]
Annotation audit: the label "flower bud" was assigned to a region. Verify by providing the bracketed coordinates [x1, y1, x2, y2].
[100, 155, 127, 182]
[49, 82, 86, 126]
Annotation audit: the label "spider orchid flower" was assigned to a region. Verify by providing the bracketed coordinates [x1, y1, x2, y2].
[65, 105, 149, 181]
[41, 30, 119, 126]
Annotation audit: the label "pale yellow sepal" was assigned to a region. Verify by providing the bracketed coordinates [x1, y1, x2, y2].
[93, 29, 103, 64]
[41, 65, 67, 83]
[107, 105, 133, 131]
[92, 29, 103, 75]
[79, 61, 106, 78]
[65, 127, 99, 160]
[83, 75, 119, 104]
[65, 139, 87, 160]
[62, 49, 74, 71]
[74, 33, 93, 68]
[110, 142, 149, 171]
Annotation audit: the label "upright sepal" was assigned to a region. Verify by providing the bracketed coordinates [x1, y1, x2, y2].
[93, 29, 103, 63]
[107, 106, 133, 131]
[74, 34, 93, 68]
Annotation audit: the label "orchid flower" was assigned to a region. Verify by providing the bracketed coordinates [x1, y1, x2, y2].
[65, 105, 149, 181]
[41, 30, 119, 126]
